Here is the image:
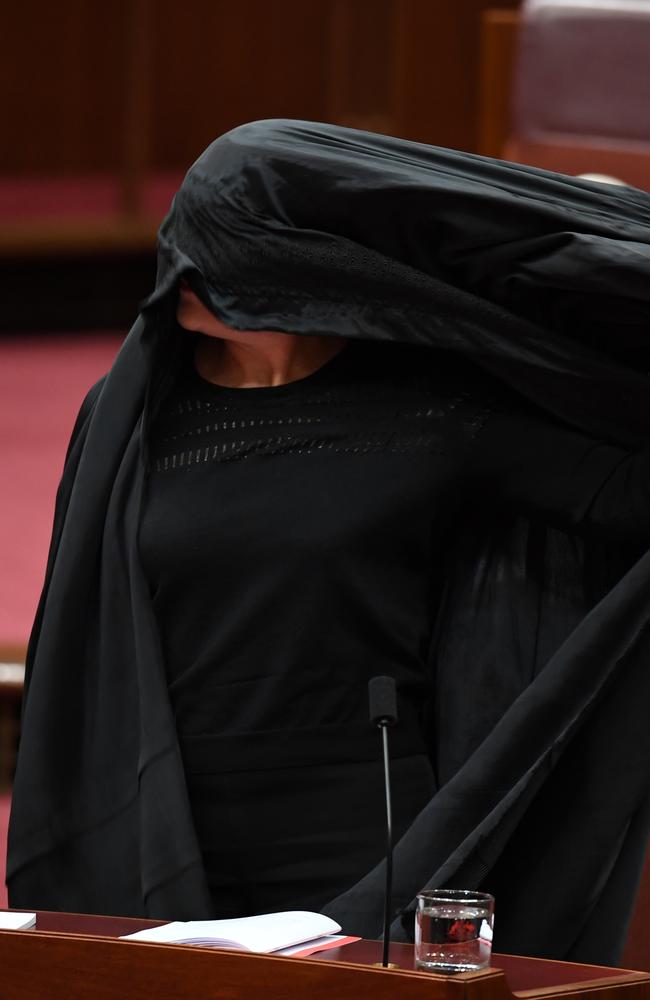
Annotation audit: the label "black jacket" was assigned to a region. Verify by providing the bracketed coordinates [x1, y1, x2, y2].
[7, 120, 650, 963]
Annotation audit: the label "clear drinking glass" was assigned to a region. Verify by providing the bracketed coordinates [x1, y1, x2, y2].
[415, 889, 495, 974]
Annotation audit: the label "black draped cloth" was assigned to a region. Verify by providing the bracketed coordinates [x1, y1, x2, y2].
[7, 120, 650, 963]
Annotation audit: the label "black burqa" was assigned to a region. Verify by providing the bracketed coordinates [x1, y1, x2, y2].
[7, 120, 650, 963]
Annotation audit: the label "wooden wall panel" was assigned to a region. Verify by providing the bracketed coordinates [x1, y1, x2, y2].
[149, 0, 333, 168]
[0, 0, 523, 176]
[1, 0, 130, 173]
[477, 9, 519, 157]
[390, 0, 521, 151]
[325, 0, 398, 135]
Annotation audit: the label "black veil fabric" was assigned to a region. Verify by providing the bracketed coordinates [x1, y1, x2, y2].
[7, 120, 650, 962]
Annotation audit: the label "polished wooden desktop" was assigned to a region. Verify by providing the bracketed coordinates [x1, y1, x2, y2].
[1, 909, 650, 1000]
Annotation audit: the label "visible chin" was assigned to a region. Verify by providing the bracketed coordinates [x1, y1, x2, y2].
[176, 303, 203, 332]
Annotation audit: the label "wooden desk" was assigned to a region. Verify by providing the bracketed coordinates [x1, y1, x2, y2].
[1, 909, 649, 1000]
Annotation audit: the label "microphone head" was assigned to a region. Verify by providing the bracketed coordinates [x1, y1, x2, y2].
[368, 675, 398, 727]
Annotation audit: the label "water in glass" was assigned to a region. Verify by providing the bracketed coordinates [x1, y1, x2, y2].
[415, 903, 492, 973]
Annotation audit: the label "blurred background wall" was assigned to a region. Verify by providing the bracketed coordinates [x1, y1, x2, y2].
[0, 0, 521, 330]
[2, 0, 519, 172]
[4, 0, 650, 334]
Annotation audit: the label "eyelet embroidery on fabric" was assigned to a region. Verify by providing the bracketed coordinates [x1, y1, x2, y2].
[151, 417, 482, 472]
[153, 433, 453, 471]
[150, 373, 494, 473]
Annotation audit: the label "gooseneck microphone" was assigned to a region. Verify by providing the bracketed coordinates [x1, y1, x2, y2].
[368, 675, 398, 969]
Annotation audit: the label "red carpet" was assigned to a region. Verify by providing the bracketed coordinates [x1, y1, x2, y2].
[0, 333, 123, 652]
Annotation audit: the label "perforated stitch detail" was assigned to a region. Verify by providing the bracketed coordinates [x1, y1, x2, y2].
[152, 429, 455, 472]
[151, 394, 490, 472]
[149, 349, 495, 473]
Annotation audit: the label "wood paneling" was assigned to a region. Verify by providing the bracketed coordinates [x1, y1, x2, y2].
[390, 0, 520, 151]
[1, 0, 523, 178]
[2, 921, 650, 1000]
[477, 9, 519, 157]
[149, 0, 333, 168]
[326, 0, 397, 134]
[1, 1, 131, 172]
[0, 929, 507, 1000]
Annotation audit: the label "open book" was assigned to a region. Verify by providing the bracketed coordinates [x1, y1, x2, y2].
[121, 910, 358, 956]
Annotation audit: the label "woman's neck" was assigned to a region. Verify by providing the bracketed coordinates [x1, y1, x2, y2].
[194, 332, 348, 388]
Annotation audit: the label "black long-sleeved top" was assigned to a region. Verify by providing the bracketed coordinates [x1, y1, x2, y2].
[140, 340, 648, 767]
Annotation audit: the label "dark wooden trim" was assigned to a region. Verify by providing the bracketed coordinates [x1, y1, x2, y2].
[477, 9, 519, 158]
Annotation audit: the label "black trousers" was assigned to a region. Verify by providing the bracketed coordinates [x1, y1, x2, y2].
[184, 752, 436, 918]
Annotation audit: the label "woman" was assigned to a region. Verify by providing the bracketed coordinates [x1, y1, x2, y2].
[7, 120, 650, 964]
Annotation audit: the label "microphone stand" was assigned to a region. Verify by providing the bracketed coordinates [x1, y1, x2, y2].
[368, 675, 398, 969]
[379, 719, 393, 969]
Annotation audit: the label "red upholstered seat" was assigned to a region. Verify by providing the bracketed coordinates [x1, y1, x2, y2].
[503, 0, 650, 190]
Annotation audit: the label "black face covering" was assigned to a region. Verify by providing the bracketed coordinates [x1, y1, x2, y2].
[8, 120, 650, 963]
